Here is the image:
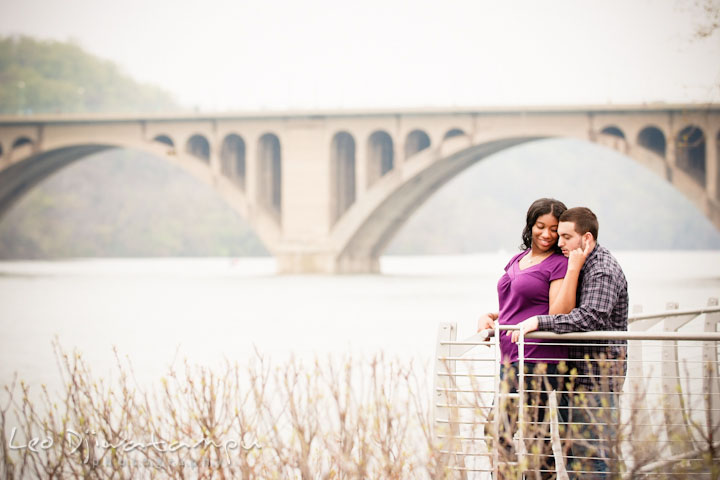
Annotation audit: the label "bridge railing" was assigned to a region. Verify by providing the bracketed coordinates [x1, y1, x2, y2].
[432, 299, 720, 479]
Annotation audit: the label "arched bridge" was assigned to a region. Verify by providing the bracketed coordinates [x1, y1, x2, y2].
[0, 104, 718, 273]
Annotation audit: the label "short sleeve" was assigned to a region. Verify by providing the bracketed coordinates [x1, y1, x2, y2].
[547, 254, 568, 282]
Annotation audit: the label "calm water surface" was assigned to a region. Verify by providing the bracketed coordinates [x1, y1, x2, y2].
[0, 251, 718, 392]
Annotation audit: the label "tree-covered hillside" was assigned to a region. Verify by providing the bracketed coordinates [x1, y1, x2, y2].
[0, 36, 176, 114]
[0, 36, 267, 258]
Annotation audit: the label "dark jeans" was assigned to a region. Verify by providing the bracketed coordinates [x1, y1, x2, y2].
[495, 362, 563, 480]
[562, 390, 619, 480]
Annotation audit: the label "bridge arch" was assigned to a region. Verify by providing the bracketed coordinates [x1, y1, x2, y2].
[367, 130, 394, 187]
[153, 134, 174, 147]
[0, 144, 115, 220]
[601, 126, 626, 139]
[9, 136, 35, 162]
[330, 131, 356, 224]
[12, 137, 33, 149]
[221, 134, 246, 189]
[257, 133, 282, 218]
[0, 141, 280, 254]
[331, 136, 542, 272]
[676, 125, 706, 186]
[186, 134, 210, 162]
[331, 124, 720, 272]
[444, 128, 466, 140]
[405, 129, 431, 159]
[637, 126, 666, 157]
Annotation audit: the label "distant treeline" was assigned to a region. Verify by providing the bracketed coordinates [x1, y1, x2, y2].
[0, 35, 177, 114]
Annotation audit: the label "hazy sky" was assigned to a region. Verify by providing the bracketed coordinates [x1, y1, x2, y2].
[1, 0, 718, 111]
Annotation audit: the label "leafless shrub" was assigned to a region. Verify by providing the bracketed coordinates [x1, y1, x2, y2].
[2, 341, 719, 479]
[1, 341, 438, 479]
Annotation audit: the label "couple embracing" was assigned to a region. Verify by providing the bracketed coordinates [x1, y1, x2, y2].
[477, 198, 629, 479]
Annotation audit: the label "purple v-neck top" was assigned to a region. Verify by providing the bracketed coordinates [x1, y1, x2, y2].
[497, 250, 569, 364]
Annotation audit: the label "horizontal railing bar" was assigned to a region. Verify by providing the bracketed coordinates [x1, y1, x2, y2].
[439, 388, 720, 397]
[435, 404, 491, 409]
[628, 306, 720, 320]
[436, 370, 495, 375]
[436, 434, 492, 440]
[444, 331, 720, 343]
[529, 332, 720, 341]
[438, 450, 491, 456]
[535, 373, 705, 380]
[494, 342, 720, 348]
[435, 417, 706, 428]
[449, 467, 493, 471]
[436, 419, 494, 425]
[437, 450, 609, 462]
[514, 437, 711, 446]
[624, 475, 720, 478]
[565, 390, 717, 396]
[435, 388, 496, 393]
[444, 372, 720, 381]
[520, 387, 720, 395]
[492, 358, 718, 364]
[514, 404, 720, 412]
[437, 356, 496, 361]
[552, 438, 693, 444]
[434, 372, 711, 381]
[440, 373, 674, 380]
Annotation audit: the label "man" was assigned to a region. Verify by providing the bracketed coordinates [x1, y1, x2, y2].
[511, 207, 629, 478]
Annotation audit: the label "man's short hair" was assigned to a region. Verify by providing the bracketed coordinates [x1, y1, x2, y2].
[559, 207, 599, 240]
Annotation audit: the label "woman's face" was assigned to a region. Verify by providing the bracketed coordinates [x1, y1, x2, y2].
[531, 213, 559, 253]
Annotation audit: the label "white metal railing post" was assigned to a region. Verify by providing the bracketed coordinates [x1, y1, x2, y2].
[517, 326, 526, 480]
[703, 298, 720, 442]
[626, 304, 653, 442]
[493, 324, 525, 479]
[661, 302, 696, 454]
[493, 321, 502, 479]
[433, 322, 461, 472]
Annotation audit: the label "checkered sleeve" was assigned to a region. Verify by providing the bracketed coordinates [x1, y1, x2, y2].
[536, 269, 621, 333]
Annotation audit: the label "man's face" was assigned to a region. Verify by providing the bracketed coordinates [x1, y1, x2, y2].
[557, 221, 584, 257]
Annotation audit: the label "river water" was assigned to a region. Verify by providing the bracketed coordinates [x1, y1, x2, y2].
[0, 251, 718, 393]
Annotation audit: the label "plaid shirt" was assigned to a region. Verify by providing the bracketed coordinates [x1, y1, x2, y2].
[536, 244, 629, 391]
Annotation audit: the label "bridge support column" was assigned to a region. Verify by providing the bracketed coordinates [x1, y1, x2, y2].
[707, 133, 718, 202]
[666, 135, 677, 182]
[355, 139, 368, 199]
[276, 250, 380, 274]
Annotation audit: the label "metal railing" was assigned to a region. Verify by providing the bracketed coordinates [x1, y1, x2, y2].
[433, 298, 720, 479]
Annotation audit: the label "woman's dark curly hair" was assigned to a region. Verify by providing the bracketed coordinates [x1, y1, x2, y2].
[520, 198, 567, 253]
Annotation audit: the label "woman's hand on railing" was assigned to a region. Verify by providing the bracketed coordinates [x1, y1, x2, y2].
[477, 312, 498, 332]
[509, 316, 539, 343]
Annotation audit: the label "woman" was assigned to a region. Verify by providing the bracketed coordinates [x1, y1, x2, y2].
[477, 197, 585, 477]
